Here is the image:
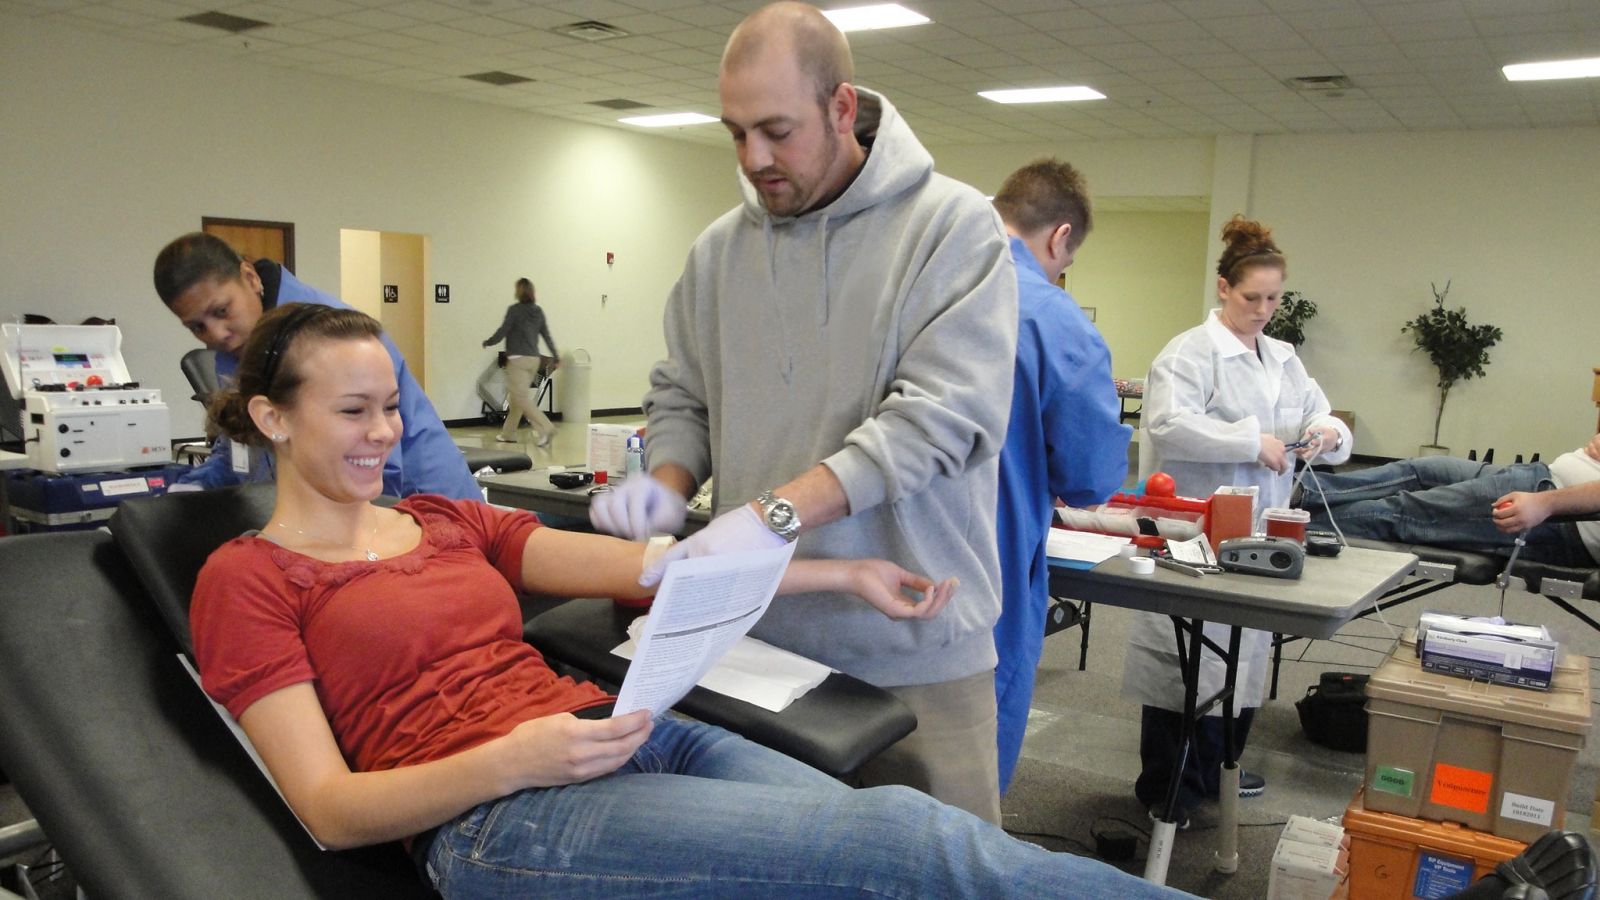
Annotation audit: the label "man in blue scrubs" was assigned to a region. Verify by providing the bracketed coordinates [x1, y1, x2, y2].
[991, 160, 1131, 792]
[154, 232, 480, 499]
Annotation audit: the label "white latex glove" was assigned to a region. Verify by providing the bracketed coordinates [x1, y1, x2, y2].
[588, 473, 688, 540]
[638, 504, 785, 587]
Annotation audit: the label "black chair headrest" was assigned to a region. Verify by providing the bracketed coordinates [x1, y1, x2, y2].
[109, 484, 278, 658]
[179, 348, 220, 406]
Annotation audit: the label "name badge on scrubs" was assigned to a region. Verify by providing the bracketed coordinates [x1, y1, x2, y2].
[230, 442, 251, 474]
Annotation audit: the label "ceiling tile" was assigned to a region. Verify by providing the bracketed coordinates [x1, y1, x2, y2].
[13, 0, 1594, 145]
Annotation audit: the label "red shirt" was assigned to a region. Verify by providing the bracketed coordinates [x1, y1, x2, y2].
[191, 495, 611, 773]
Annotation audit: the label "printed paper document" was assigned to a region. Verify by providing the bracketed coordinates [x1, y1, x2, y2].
[613, 543, 797, 718]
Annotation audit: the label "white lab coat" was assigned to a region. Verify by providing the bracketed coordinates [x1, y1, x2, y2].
[1121, 310, 1352, 713]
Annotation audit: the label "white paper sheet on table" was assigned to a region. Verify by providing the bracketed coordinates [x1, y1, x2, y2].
[1044, 528, 1132, 564]
[611, 542, 798, 718]
[613, 617, 834, 713]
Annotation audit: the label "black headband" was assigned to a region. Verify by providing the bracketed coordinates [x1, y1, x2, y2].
[257, 303, 324, 397]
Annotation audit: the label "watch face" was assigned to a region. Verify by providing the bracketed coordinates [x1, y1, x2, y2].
[767, 503, 795, 530]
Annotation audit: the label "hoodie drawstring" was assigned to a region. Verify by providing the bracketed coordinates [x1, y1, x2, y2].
[817, 213, 832, 328]
[761, 218, 795, 385]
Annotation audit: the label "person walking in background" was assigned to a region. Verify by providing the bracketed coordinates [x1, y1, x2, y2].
[483, 278, 559, 448]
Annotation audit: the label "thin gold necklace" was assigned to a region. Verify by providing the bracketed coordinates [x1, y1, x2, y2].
[273, 513, 383, 561]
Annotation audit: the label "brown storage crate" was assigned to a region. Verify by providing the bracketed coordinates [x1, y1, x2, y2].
[1344, 787, 1525, 900]
[1364, 630, 1591, 842]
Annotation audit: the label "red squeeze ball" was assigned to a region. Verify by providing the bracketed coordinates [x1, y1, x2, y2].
[86, 375, 104, 386]
[1145, 472, 1177, 498]
[1496, 500, 1513, 510]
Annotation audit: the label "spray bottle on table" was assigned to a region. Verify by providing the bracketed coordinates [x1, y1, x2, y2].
[625, 432, 644, 478]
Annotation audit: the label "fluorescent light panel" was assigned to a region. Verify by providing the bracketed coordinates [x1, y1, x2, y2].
[1502, 56, 1600, 81]
[979, 86, 1106, 104]
[822, 4, 929, 32]
[619, 112, 719, 127]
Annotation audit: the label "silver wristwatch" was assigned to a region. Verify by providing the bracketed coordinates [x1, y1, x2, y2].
[756, 490, 801, 543]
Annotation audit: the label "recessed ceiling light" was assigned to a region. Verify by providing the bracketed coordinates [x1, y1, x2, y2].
[619, 112, 719, 127]
[822, 4, 929, 32]
[978, 86, 1106, 104]
[1502, 56, 1600, 82]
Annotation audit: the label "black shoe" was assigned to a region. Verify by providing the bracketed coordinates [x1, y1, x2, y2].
[1446, 829, 1597, 899]
[1148, 806, 1191, 831]
[1239, 771, 1266, 798]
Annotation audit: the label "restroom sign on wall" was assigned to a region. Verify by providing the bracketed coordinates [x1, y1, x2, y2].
[382, 284, 398, 304]
[435, 284, 450, 303]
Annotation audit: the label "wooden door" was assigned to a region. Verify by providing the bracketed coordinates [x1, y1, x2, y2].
[202, 217, 295, 270]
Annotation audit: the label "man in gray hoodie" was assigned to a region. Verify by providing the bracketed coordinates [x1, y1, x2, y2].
[589, 1, 1017, 822]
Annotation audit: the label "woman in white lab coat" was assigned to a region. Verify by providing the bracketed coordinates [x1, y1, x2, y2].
[1122, 216, 1352, 824]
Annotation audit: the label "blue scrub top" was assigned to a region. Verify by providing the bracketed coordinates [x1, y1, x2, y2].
[993, 236, 1130, 791]
[176, 266, 480, 500]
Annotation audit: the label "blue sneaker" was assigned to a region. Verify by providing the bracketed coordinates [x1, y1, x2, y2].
[1239, 771, 1266, 798]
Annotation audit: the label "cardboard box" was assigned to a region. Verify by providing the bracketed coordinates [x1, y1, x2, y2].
[1268, 816, 1350, 900]
[1205, 484, 1258, 552]
[1419, 626, 1558, 691]
[1364, 630, 1591, 842]
[587, 424, 636, 478]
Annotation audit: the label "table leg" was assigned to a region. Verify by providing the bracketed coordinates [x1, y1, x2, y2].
[1145, 617, 1205, 885]
[1077, 601, 1092, 671]
[1215, 626, 1244, 874]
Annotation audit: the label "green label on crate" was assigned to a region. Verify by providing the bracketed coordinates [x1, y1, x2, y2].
[1372, 765, 1414, 797]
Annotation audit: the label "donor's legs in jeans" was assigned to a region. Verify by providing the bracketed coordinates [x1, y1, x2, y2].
[424, 717, 1190, 899]
[1298, 457, 1590, 565]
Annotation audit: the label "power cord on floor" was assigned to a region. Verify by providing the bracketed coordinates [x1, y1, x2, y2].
[1003, 828, 1097, 858]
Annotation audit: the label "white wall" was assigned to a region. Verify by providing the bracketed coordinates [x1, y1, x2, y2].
[931, 137, 1216, 202]
[1065, 211, 1211, 381]
[0, 13, 737, 440]
[6, 12, 1596, 461]
[1252, 128, 1600, 460]
[925, 127, 1600, 460]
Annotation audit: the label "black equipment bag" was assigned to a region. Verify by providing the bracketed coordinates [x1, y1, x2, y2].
[1295, 672, 1370, 753]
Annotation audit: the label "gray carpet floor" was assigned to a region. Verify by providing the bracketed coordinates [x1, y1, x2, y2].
[1003, 574, 1600, 898]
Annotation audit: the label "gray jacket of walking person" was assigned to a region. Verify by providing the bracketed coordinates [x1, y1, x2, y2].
[484, 303, 558, 358]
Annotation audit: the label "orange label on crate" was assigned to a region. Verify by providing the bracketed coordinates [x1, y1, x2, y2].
[1430, 763, 1492, 814]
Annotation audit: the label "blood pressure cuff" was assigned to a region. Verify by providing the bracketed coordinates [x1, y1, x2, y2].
[1295, 671, 1369, 753]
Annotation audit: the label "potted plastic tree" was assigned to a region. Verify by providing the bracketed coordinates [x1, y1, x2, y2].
[1265, 289, 1318, 347]
[1401, 281, 1503, 456]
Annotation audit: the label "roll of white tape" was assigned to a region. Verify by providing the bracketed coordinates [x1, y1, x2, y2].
[1129, 556, 1156, 575]
[1118, 543, 1139, 559]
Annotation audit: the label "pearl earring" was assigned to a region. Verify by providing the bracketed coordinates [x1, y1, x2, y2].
[270, 433, 286, 442]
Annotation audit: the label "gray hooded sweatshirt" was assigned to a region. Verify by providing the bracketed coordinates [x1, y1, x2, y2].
[643, 89, 1018, 687]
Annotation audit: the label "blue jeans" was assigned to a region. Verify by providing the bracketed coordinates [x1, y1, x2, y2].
[1297, 457, 1593, 565]
[423, 717, 1189, 899]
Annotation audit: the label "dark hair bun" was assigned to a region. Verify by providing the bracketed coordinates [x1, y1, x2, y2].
[1216, 214, 1285, 283]
[206, 389, 264, 447]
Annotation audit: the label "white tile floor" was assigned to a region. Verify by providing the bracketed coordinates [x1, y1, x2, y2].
[452, 414, 644, 474]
